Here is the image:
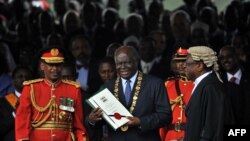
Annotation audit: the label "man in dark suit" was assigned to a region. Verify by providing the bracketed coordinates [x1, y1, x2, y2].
[87, 45, 172, 141]
[184, 46, 225, 141]
[0, 66, 33, 141]
[138, 36, 168, 80]
[219, 46, 250, 124]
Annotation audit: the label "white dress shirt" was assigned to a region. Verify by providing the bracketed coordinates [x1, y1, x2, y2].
[192, 71, 212, 95]
[226, 69, 242, 85]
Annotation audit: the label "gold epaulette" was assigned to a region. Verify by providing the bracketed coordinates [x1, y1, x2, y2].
[62, 80, 80, 88]
[23, 79, 43, 85]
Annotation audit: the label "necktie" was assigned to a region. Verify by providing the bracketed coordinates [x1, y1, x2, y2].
[125, 80, 132, 105]
[229, 77, 237, 84]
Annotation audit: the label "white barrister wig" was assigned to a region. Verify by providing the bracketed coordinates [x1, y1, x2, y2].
[188, 46, 223, 82]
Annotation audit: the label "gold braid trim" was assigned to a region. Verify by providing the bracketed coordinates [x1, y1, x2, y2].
[114, 71, 143, 113]
[30, 84, 56, 127]
[62, 80, 80, 88]
[70, 132, 75, 141]
[32, 104, 53, 127]
[170, 96, 183, 111]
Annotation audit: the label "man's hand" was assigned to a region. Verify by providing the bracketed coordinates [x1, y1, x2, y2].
[126, 116, 140, 127]
[88, 108, 103, 124]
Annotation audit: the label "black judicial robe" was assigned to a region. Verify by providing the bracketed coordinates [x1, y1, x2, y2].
[184, 73, 224, 141]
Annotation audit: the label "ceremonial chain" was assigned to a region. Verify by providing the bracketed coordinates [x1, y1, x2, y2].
[114, 71, 143, 113]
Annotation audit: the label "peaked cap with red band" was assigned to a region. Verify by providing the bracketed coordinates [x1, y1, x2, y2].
[173, 47, 188, 61]
[41, 48, 64, 63]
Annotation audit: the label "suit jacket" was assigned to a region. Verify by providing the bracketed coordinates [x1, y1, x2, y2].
[184, 73, 224, 141]
[0, 94, 17, 141]
[86, 73, 172, 141]
[106, 74, 172, 141]
[221, 71, 250, 124]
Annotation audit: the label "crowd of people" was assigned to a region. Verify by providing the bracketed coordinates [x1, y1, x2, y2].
[1, 0, 250, 141]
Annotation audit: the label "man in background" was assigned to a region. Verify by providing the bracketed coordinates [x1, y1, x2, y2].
[160, 48, 193, 141]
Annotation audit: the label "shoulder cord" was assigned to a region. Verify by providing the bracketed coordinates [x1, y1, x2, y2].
[174, 79, 186, 108]
[30, 84, 56, 127]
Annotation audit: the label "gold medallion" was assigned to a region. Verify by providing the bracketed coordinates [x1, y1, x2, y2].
[114, 72, 143, 133]
[59, 111, 67, 120]
[121, 125, 129, 131]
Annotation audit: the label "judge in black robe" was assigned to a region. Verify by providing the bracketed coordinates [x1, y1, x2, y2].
[184, 46, 225, 141]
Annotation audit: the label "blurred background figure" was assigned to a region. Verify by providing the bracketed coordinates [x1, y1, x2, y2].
[98, 56, 117, 85]
[12, 66, 33, 96]
[190, 20, 210, 46]
[0, 66, 33, 141]
[218, 46, 250, 124]
[67, 33, 100, 94]
[62, 10, 80, 35]
[170, 10, 191, 50]
[61, 61, 77, 81]
[0, 46, 14, 98]
[86, 56, 117, 141]
[124, 13, 144, 39]
[138, 36, 156, 75]
[106, 42, 121, 58]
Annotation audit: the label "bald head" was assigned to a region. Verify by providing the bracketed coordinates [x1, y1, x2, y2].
[114, 46, 139, 63]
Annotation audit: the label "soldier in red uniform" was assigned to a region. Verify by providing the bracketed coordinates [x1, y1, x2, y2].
[160, 48, 194, 141]
[15, 47, 88, 141]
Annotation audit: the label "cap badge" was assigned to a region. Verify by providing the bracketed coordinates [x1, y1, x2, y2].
[50, 48, 59, 57]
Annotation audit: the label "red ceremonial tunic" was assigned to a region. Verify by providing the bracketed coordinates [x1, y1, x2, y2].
[15, 79, 87, 141]
[160, 77, 194, 141]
